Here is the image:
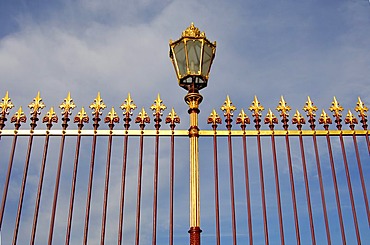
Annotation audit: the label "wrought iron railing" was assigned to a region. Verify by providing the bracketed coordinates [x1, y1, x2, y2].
[0, 91, 368, 244]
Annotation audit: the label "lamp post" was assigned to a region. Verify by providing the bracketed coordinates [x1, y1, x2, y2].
[169, 23, 216, 245]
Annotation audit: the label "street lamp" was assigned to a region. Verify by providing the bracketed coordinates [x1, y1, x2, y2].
[169, 22, 216, 92]
[169, 23, 216, 245]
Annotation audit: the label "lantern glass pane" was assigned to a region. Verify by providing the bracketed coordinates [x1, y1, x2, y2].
[186, 40, 201, 74]
[201, 43, 213, 76]
[173, 42, 186, 76]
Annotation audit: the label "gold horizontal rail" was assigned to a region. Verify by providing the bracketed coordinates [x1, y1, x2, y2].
[0, 129, 368, 136]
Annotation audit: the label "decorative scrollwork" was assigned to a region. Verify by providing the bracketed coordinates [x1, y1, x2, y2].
[236, 109, 250, 129]
[249, 96, 264, 130]
[181, 22, 205, 38]
[60, 92, 76, 116]
[74, 107, 89, 130]
[120, 93, 137, 116]
[355, 97, 368, 130]
[90, 92, 107, 116]
[135, 108, 150, 130]
[329, 97, 344, 129]
[303, 96, 318, 130]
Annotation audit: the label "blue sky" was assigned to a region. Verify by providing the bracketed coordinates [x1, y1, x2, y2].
[0, 0, 369, 244]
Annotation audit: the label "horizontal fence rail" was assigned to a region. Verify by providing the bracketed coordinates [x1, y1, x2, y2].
[0, 92, 369, 244]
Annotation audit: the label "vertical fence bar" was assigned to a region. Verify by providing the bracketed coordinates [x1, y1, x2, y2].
[135, 108, 150, 245]
[249, 97, 269, 245]
[293, 111, 316, 245]
[320, 109, 346, 244]
[13, 93, 45, 245]
[221, 96, 237, 245]
[83, 93, 106, 245]
[31, 108, 58, 245]
[65, 112, 86, 245]
[118, 93, 136, 245]
[100, 108, 119, 245]
[264, 109, 284, 245]
[165, 108, 180, 245]
[150, 95, 166, 245]
[330, 99, 361, 243]
[277, 97, 300, 245]
[0, 107, 25, 229]
[48, 131, 66, 244]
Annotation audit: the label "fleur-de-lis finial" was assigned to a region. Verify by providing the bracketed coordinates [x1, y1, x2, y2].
[42, 107, 58, 129]
[249, 96, 264, 130]
[303, 96, 318, 130]
[120, 93, 137, 116]
[264, 109, 278, 130]
[345, 109, 358, 130]
[151, 94, 166, 130]
[89, 92, 107, 116]
[165, 108, 180, 130]
[276, 96, 291, 130]
[11, 107, 27, 130]
[104, 107, 120, 129]
[292, 109, 306, 130]
[0, 91, 14, 116]
[28, 91, 46, 115]
[221, 96, 236, 117]
[329, 97, 344, 129]
[135, 107, 150, 130]
[60, 92, 76, 116]
[355, 97, 368, 130]
[74, 107, 89, 130]
[319, 109, 332, 130]
[236, 109, 250, 129]
[151, 94, 167, 116]
[207, 109, 222, 129]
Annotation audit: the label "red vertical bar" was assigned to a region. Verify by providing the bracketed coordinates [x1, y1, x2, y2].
[118, 133, 129, 245]
[135, 132, 144, 245]
[212, 127, 221, 245]
[152, 133, 159, 245]
[298, 133, 316, 245]
[227, 131, 237, 245]
[338, 134, 361, 244]
[0, 134, 18, 229]
[169, 131, 175, 245]
[48, 135, 66, 245]
[257, 133, 269, 245]
[270, 133, 284, 245]
[100, 133, 113, 245]
[352, 133, 370, 226]
[312, 134, 331, 244]
[242, 133, 253, 245]
[30, 134, 50, 245]
[284, 134, 301, 245]
[65, 134, 82, 245]
[325, 134, 346, 244]
[12, 134, 34, 245]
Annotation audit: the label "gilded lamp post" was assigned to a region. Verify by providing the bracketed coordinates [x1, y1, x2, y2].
[169, 23, 216, 245]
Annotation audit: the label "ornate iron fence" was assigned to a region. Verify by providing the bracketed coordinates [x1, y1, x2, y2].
[0, 92, 368, 244]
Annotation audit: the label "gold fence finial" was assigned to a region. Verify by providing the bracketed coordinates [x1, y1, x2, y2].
[276, 96, 291, 130]
[345, 109, 358, 130]
[236, 109, 250, 129]
[292, 109, 305, 130]
[11, 107, 27, 130]
[42, 107, 58, 130]
[249, 96, 264, 130]
[60, 92, 76, 116]
[151, 93, 167, 116]
[120, 93, 137, 116]
[355, 97, 368, 130]
[221, 95, 236, 117]
[90, 92, 107, 116]
[166, 108, 180, 130]
[319, 109, 332, 130]
[0, 91, 14, 116]
[105, 107, 120, 130]
[264, 108, 278, 130]
[303, 96, 318, 130]
[329, 97, 344, 129]
[74, 107, 89, 130]
[28, 91, 46, 115]
[207, 109, 222, 127]
[135, 107, 150, 130]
